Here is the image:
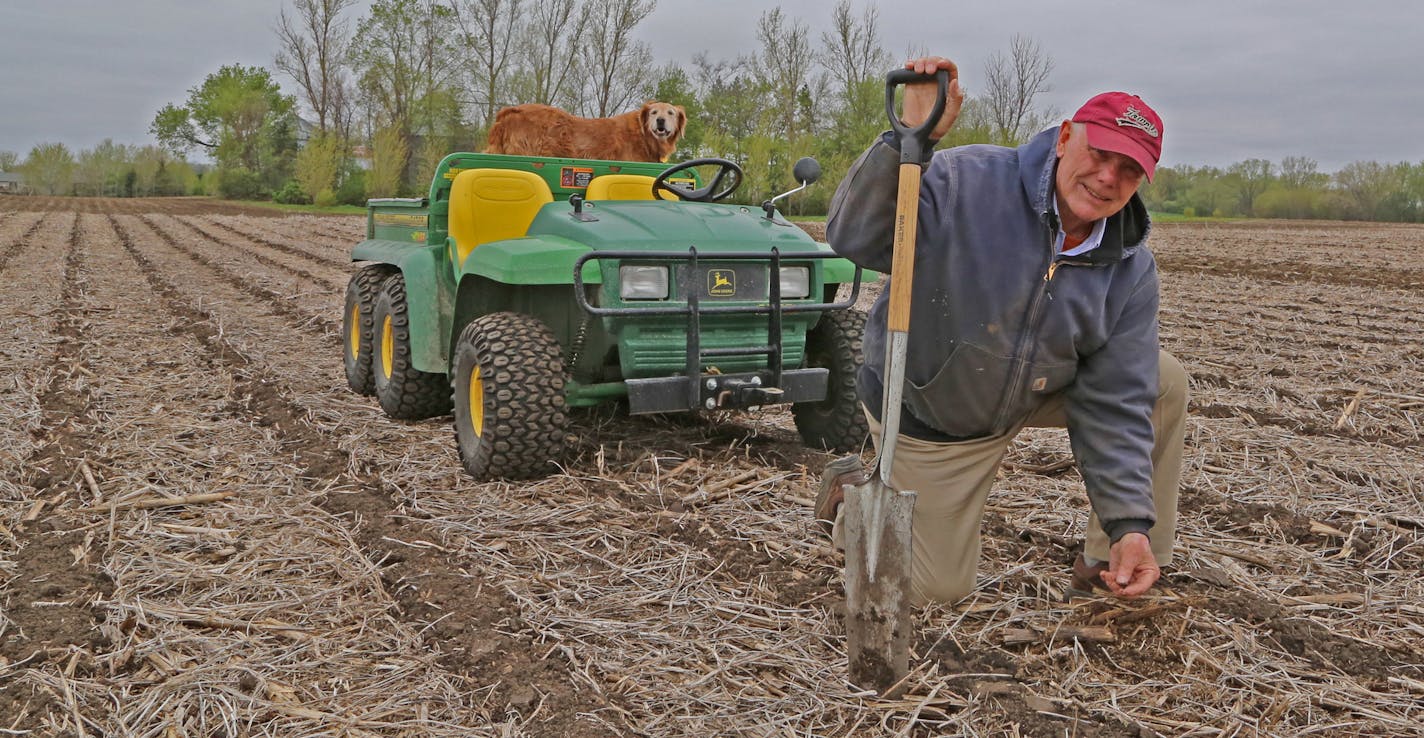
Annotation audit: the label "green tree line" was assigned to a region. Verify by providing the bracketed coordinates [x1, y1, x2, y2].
[3, 141, 199, 197]
[3, 0, 1421, 223]
[1141, 158, 1424, 222]
[130, 0, 1074, 207]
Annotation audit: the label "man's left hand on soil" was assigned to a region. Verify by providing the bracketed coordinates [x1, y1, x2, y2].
[1105, 532, 1160, 597]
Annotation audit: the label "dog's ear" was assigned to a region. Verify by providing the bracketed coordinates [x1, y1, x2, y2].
[674, 105, 687, 135]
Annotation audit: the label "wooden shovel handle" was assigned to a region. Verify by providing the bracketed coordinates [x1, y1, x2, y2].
[887, 163, 922, 333]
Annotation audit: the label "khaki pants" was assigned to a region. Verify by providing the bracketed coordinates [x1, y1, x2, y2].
[834, 350, 1188, 605]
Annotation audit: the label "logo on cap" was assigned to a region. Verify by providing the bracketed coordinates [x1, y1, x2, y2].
[1115, 106, 1159, 138]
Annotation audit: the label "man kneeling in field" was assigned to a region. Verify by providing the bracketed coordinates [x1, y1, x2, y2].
[818, 55, 1187, 604]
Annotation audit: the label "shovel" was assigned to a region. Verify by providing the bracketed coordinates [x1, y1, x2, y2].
[842, 67, 948, 697]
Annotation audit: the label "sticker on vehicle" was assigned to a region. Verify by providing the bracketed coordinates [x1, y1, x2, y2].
[708, 269, 736, 297]
[561, 166, 595, 188]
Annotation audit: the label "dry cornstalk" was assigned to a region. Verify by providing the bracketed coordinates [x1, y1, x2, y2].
[1283, 592, 1365, 607]
[678, 469, 761, 506]
[1333, 389, 1366, 429]
[664, 456, 699, 479]
[1387, 675, 1424, 693]
[1184, 537, 1277, 568]
[78, 491, 234, 513]
[1002, 624, 1116, 645]
[21, 499, 46, 522]
[1004, 457, 1076, 475]
[78, 459, 103, 499]
[1089, 600, 1185, 626]
[1309, 520, 1350, 537]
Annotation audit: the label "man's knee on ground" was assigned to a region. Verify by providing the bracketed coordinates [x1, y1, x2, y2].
[912, 577, 974, 607]
[1159, 351, 1189, 407]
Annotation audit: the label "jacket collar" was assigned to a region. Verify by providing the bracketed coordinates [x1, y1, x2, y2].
[1018, 128, 1151, 263]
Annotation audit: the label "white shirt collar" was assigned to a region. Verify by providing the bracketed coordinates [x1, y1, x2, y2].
[1052, 196, 1106, 257]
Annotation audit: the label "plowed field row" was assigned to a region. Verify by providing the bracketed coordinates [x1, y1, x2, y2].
[115, 211, 639, 735]
[1, 214, 115, 729]
[2, 203, 1421, 736]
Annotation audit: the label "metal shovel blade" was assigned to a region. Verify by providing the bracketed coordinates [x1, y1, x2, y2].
[842, 478, 916, 697]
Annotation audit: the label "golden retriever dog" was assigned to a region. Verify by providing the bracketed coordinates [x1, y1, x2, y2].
[485, 101, 686, 162]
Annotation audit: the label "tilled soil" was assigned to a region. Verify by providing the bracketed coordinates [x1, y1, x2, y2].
[0, 195, 306, 216]
[1, 199, 1422, 736]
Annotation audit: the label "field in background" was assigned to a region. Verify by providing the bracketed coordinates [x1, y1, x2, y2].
[1, 201, 1421, 736]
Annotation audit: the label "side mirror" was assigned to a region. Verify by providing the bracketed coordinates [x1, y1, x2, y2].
[762, 157, 823, 221]
[793, 157, 821, 185]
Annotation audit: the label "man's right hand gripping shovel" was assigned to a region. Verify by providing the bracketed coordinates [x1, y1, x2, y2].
[841, 64, 953, 698]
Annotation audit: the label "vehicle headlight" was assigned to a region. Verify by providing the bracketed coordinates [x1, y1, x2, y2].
[778, 266, 811, 299]
[620, 265, 668, 299]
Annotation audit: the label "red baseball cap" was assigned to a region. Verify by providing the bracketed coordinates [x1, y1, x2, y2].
[1072, 92, 1164, 181]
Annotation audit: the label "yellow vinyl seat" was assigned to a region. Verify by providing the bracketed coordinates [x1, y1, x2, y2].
[585, 174, 676, 201]
[448, 169, 554, 268]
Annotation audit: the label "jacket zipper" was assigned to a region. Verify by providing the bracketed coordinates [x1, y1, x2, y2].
[989, 218, 1060, 433]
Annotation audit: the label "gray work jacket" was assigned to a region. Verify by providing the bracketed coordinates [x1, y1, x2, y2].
[826, 127, 1160, 537]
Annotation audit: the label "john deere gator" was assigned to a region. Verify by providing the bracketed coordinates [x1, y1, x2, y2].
[342, 153, 870, 479]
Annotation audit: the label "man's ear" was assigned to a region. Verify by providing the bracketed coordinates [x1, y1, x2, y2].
[1055, 120, 1073, 157]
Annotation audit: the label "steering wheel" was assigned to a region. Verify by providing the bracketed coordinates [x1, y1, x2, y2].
[653, 158, 744, 202]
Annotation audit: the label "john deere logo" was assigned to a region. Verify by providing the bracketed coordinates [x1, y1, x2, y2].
[708, 269, 736, 297]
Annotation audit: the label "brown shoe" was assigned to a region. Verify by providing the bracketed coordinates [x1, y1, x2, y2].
[814, 455, 868, 534]
[1069, 553, 1110, 593]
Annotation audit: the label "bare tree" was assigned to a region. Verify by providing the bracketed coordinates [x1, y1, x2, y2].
[21, 142, 76, 196]
[576, 0, 656, 117]
[819, 1, 888, 101]
[274, 0, 356, 134]
[452, 0, 521, 127]
[756, 8, 818, 140]
[349, 0, 458, 138]
[981, 34, 1056, 146]
[691, 51, 761, 150]
[1278, 156, 1322, 189]
[1227, 158, 1274, 215]
[328, 70, 356, 141]
[1334, 161, 1399, 220]
[515, 0, 589, 108]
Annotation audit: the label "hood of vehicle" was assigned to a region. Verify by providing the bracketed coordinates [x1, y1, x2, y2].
[528, 200, 824, 254]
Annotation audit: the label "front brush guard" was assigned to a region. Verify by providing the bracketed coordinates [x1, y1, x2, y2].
[573, 248, 863, 413]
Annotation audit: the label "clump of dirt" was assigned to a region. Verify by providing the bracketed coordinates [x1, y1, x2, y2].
[921, 637, 1147, 737]
[0, 524, 115, 665]
[1211, 591, 1422, 680]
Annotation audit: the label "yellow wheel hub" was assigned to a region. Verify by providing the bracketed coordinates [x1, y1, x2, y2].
[348, 304, 361, 358]
[468, 365, 484, 436]
[380, 315, 394, 378]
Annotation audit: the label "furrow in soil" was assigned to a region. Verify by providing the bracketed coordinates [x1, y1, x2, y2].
[105, 213, 638, 736]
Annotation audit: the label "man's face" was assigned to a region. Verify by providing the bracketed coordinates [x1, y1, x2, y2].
[1054, 122, 1145, 227]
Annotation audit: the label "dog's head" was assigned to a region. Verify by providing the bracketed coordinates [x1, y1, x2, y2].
[642, 101, 686, 144]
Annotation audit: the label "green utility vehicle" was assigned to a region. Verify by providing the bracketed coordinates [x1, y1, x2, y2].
[342, 152, 870, 479]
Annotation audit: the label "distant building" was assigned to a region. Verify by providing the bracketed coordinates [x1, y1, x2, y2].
[350, 144, 372, 171]
[0, 172, 26, 194]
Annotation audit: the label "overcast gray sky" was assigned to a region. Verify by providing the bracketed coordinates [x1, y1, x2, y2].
[3, 1, 1421, 171]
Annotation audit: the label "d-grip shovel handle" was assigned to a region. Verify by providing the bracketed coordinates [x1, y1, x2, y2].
[873, 68, 947, 489]
[884, 68, 949, 165]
